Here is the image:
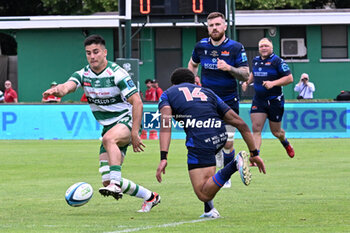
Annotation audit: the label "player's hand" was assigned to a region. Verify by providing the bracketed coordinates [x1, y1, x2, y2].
[242, 81, 248, 92]
[42, 87, 58, 98]
[217, 58, 230, 71]
[249, 156, 266, 174]
[262, 81, 275, 89]
[131, 133, 145, 152]
[156, 160, 167, 183]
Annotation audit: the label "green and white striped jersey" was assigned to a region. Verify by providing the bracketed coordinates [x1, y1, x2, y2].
[69, 61, 138, 126]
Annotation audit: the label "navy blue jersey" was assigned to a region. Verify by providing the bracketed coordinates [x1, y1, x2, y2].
[158, 83, 230, 150]
[191, 37, 248, 102]
[252, 53, 291, 100]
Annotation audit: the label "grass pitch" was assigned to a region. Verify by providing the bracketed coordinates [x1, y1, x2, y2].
[0, 138, 349, 233]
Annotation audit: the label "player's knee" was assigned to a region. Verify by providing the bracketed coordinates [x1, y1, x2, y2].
[224, 141, 233, 149]
[102, 135, 115, 146]
[252, 123, 264, 132]
[271, 129, 283, 138]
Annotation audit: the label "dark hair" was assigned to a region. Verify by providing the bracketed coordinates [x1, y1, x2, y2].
[84, 34, 106, 47]
[145, 79, 153, 84]
[171, 68, 195, 85]
[207, 12, 225, 21]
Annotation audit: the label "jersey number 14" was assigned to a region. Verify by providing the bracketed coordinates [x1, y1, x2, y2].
[178, 87, 208, 101]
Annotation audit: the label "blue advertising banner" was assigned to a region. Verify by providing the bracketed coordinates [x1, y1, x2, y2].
[0, 105, 101, 140]
[0, 103, 349, 140]
[143, 102, 350, 139]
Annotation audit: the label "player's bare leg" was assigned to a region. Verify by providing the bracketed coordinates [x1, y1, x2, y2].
[269, 121, 295, 158]
[189, 153, 251, 218]
[250, 113, 267, 166]
[99, 152, 161, 211]
[99, 124, 131, 199]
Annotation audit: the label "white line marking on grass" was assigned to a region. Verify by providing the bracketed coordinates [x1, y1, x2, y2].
[105, 218, 215, 233]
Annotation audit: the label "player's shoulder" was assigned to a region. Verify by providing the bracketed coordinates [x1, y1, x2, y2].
[252, 55, 261, 63]
[269, 53, 285, 65]
[195, 38, 210, 48]
[72, 66, 87, 78]
[199, 38, 210, 44]
[109, 61, 130, 78]
[107, 61, 122, 72]
[225, 38, 244, 49]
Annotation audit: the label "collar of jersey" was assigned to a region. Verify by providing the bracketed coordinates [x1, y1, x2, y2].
[208, 37, 229, 47]
[88, 61, 111, 76]
[260, 53, 275, 61]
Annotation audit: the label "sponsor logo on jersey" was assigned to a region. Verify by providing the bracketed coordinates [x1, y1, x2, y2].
[281, 63, 290, 72]
[221, 51, 230, 56]
[265, 62, 271, 66]
[252, 105, 258, 110]
[126, 79, 135, 89]
[254, 71, 268, 77]
[204, 50, 207, 55]
[210, 50, 219, 57]
[204, 62, 218, 70]
[83, 82, 92, 87]
[87, 91, 111, 96]
[95, 80, 101, 87]
[106, 68, 113, 76]
[241, 52, 247, 62]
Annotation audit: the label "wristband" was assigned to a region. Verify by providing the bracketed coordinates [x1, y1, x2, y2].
[160, 151, 168, 160]
[250, 149, 259, 157]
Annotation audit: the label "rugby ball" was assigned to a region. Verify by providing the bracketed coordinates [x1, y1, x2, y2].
[65, 182, 93, 207]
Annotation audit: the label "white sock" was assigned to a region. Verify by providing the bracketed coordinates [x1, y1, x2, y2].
[120, 178, 152, 200]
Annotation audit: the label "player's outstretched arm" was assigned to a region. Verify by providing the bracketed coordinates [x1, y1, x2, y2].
[223, 109, 256, 150]
[156, 106, 172, 183]
[127, 93, 146, 152]
[223, 109, 266, 174]
[42, 80, 77, 98]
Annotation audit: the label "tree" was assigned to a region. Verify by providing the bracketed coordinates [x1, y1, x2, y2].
[41, 0, 118, 15]
[236, 0, 316, 10]
[0, 0, 50, 16]
[306, 0, 350, 8]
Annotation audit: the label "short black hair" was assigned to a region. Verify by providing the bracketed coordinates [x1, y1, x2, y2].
[145, 79, 153, 84]
[171, 68, 195, 85]
[84, 34, 106, 47]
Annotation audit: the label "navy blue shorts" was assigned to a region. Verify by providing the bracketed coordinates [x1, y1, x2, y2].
[224, 98, 239, 115]
[250, 96, 285, 122]
[187, 142, 226, 170]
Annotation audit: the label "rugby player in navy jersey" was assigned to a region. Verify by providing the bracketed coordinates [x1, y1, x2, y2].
[188, 12, 249, 188]
[242, 38, 295, 159]
[156, 68, 265, 218]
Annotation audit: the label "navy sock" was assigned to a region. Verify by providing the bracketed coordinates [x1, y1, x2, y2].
[280, 139, 290, 147]
[204, 200, 214, 213]
[212, 159, 237, 187]
[223, 149, 235, 166]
